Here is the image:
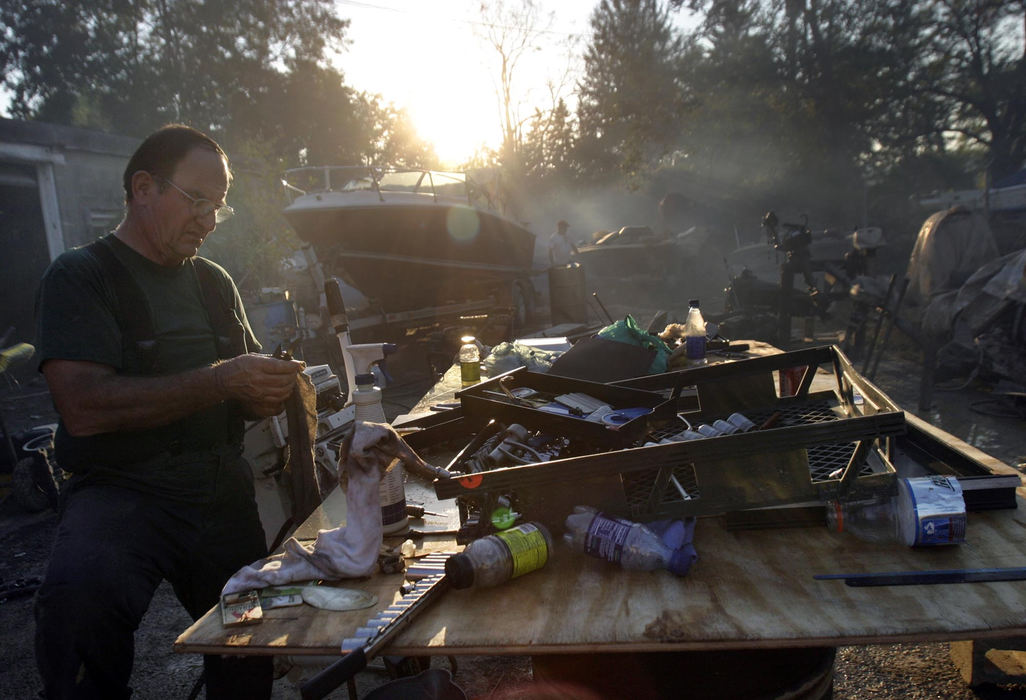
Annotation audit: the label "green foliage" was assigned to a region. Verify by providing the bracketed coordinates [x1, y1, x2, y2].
[1, 0, 435, 293]
[535, 0, 1024, 236]
[199, 141, 300, 291]
[921, 0, 1026, 182]
[2, 0, 343, 135]
[576, 0, 688, 187]
[520, 98, 577, 186]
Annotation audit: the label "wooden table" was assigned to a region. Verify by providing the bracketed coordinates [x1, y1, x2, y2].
[176, 348, 1026, 661]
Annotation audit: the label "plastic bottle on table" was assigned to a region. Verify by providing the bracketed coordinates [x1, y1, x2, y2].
[352, 372, 408, 535]
[683, 299, 707, 364]
[444, 522, 552, 589]
[563, 506, 696, 576]
[825, 496, 899, 543]
[459, 335, 481, 387]
[825, 476, 966, 546]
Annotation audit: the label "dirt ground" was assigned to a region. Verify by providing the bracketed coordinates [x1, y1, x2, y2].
[3, 295, 1026, 699]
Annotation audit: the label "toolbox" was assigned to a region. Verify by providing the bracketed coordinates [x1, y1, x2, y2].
[436, 346, 910, 524]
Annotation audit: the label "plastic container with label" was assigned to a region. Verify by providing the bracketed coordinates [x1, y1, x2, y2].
[826, 475, 966, 546]
[352, 372, 408, 534]
[445, 522, 552, 589]
[563, 506, 697, 576]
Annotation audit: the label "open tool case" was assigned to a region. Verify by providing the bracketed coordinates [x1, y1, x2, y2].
[456, 366, 673, 447]
[427, 346, 1018, 533]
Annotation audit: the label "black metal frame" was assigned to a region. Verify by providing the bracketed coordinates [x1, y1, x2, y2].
[434, 346, 907, 526]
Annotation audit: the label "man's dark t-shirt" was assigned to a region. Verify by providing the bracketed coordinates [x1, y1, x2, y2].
[36, 234, 260, 492]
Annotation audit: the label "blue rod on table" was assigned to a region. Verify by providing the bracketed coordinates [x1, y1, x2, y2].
[814, 567, 1026, 587]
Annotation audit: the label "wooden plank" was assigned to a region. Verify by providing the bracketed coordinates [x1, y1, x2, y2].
[379, 502, 1026, 656]
[950, 638, 1026, 686]
[177, 489, 1026, 656]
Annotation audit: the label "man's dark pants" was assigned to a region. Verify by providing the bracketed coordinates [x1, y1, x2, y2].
[34, 451, 273, 699]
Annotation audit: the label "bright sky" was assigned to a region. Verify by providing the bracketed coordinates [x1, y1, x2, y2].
[0, 1, 697, 167]
[333, 0, 698, 167]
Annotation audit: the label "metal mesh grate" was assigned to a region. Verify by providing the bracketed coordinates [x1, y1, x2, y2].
[647, 399, 843, 442]
[622, 463, 702, 510]
[627, 398, 879, 515]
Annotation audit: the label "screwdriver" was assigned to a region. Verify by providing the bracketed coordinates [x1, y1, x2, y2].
[406, 504, 446, 518]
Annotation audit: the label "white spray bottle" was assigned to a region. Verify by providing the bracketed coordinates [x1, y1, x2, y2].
[324, 279, 407, 534]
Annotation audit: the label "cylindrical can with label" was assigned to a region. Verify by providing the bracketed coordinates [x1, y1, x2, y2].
[378, 463, 408, 535]
[726, 413, 756, 432]
[712, 419, 739, 435]
[896, 475, 966, 546]
[445, 522, 552, 589]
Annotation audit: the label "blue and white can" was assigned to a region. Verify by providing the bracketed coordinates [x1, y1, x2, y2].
[895, 476, 966, 546]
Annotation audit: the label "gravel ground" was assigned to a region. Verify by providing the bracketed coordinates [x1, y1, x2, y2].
[3, 315, 1026, 699]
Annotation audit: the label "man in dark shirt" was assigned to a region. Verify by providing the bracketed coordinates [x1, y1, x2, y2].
[34, 124, 303, 699]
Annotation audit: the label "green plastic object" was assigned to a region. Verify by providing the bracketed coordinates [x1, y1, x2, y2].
[596, 315, 672, 374]
[490, 506, 518, 530]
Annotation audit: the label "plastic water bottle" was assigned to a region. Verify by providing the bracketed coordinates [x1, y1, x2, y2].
[352, 372, 408, 535]
[683, 299, 706, 364]
[825, 496, 899, 543]
[459, 335, 481, 387]
[445, 522, 552, 589]
[563, 506, 696, 576]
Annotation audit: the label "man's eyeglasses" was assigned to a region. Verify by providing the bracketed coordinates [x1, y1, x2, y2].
[154, 175, 234, 223]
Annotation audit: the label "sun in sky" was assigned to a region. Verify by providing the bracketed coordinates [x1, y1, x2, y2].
[403, 67, 500, 167]
[335, 0, 589, 168]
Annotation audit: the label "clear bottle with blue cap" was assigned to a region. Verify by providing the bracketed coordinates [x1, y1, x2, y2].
[683, 298, 707, 365]
[563, 506, 696, 576]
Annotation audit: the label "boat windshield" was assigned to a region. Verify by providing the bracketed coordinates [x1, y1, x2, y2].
[282, 166, 470, 203]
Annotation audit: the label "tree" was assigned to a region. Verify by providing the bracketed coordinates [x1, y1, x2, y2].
[576, 0, 687, 186]
[1, 0, 350, 138]
[360, 96, 438, 168]
[0, 0, 436, 292]
[921, 0, 1026, 183]
[520, 97, 577, 185]
[475, 0, 556, 172]
[670, 0, 785, 194]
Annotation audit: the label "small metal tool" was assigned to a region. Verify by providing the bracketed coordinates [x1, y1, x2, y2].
[405, 503, 445, 518]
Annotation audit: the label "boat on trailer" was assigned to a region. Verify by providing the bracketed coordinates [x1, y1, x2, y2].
[281, 167, 537, 319]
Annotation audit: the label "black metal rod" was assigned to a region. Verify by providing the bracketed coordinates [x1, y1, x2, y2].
[592, 292, 614, 324]
[815, 568, 1026, 587]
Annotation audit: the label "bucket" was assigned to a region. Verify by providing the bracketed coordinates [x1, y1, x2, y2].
[549, 263, 587, 325]
[896, 475, 966, 546]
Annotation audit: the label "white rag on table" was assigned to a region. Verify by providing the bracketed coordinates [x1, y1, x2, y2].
[222, 421, 420, 595]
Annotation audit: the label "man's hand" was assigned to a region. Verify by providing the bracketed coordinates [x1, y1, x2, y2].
[214, 353, 305, 418]
[43, 354, 302, 436]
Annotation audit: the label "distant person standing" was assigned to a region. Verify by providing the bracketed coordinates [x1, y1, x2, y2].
[548, 219, 579, 268]
[547, 219, 587, 324]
